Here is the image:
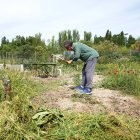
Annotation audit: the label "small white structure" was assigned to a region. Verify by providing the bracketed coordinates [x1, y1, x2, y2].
[57, 65, 63, 76]
[5, 64, 24, 71]
[52, 54, 64, 76]
[0, 64, 4, 70]
[52, 54, 64, 62]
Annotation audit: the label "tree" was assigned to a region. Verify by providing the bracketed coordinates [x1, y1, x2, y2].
[21, 36, 26, 45]
[72, 30, 80, 42]
[58, 30, 67, 48]
[67, 30, 72, 40]
[58, 32, 62, 47]
[117, 31, 125, 46]
[18, 44, 35, 59]
[58, 30, 80, 47]
[84, 31, 92, 41]
[112, 34, 118, 45]
[0, 44, 12, 56]
[105, 30, 112, 41]
[1, 36, 9, 45]
[35, 46, 47, 62]
[26, 36, 34, 45]
[94, 35, 104, 44]
[32, 33, 45, 47]
[127, 35, 136, 48]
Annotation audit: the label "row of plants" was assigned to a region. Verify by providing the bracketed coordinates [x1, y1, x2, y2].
[95, 60, 140, 96]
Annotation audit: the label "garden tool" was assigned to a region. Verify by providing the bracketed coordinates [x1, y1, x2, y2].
[66, 60, 73, 64]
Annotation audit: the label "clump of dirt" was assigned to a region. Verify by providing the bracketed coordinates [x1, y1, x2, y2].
[32, 74, 140, 118]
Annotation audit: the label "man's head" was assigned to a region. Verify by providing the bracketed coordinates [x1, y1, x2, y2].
[64, 40, 73, 51]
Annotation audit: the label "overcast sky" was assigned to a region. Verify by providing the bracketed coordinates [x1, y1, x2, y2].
[0, 0, 140, 42]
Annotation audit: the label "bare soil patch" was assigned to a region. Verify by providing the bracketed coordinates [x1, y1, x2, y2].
[32, 74, 140, 118]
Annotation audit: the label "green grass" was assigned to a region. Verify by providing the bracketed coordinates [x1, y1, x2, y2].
[0, 69, 140, 140]
[44, 112, 140, 140]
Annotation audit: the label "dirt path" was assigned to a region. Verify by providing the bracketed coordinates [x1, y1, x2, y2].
[32, 74, 140, 118]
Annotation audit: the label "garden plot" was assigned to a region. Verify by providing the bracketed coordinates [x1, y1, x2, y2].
[32, 74, 140, 118]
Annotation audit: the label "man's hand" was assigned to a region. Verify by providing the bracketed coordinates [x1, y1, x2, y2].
[66, 60, 73, 64]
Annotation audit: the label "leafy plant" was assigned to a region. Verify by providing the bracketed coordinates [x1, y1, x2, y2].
[32, 108, 63, 127]
[101, 66, 140, 95]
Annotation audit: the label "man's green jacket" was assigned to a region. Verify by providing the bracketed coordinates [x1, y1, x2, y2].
[72, 42, 99, 62]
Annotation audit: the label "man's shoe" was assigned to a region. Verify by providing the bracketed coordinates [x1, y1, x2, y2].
[74, 85, 84, 91]
[83, 87, 92, 95]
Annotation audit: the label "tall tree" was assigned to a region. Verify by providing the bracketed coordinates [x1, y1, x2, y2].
[33, 33, 45, 47]
[127, 35, 136, 48]
[112, 34, 118, 45]
[84, 31, 92, 41]
[1, 36, 9, 45]
[117, 31, 125, 46]
[105, 30, 112, 41]
[58, 32, 62, 47]
[67, 30, 72, 40]
[61, 31, 67, 47]
[105, 30, 109, 40]
[72, 30, 80, 42]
